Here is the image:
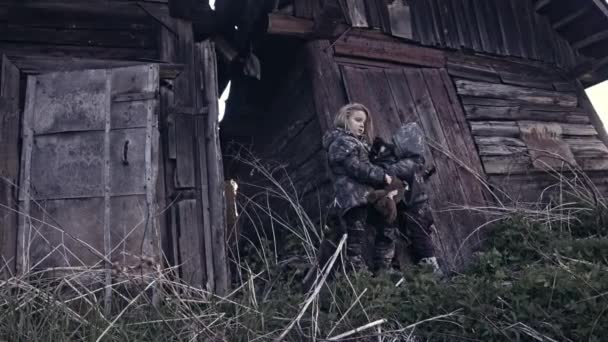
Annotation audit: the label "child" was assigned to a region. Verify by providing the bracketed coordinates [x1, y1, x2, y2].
[322, 103, 395, 272]
[369, 132, 442, 274]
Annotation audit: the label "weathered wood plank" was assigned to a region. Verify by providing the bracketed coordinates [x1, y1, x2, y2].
[200, 41, 228, 295]
[0, 26, 157, 49]
[455, 80, 578, 107]
[446, 61, 501, 83]
[560, 123, 598, 136]
[470, 121, 521, 137]
[461, 0, 481, 51]
[564, 137, 608, 158]
[482, 155, 532, 175]
[475, 136, 527, 147]
[0, 56, 20, 276]
[305, 40, 348, 132]
[450, 0, 470, 48]
[174, 114, 195, 189]
[411, 0, 435, 45]
[428, 0, 445, 47]
[341, 65, 400, 141]
[463, 105, 591, 124]
[333, 32, 446, 68]
[176, 199, 204, 287]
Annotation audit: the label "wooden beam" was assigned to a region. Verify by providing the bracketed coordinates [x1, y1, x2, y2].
[573, 29, 608, 50]
[552, 5, 590, 30]
[267, 13, 314, 37]
[333, 30, 446, 68]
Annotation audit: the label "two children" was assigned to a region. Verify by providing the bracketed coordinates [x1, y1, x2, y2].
[322, 103, 440, 274]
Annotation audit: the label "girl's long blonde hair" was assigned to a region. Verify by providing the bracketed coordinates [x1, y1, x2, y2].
[333, 103, 375, 143]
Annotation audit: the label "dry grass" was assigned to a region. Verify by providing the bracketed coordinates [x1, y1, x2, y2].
[1, 147, 607, 341]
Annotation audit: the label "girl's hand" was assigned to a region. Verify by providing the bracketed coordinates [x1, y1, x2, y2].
[385, 174, 393, 185]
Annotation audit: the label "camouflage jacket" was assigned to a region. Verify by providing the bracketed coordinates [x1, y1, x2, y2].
[323, 128, 387, 214]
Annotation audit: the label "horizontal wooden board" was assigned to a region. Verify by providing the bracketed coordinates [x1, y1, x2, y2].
[463, 104, 592, 124]
[0, 26, 157, 49]
[470, 121, 520, 137]
[482, 155, 532, 175]
[333, 32, 446, 68]
[456, 79, 578, 107]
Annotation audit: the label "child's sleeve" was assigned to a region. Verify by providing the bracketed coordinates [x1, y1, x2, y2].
[328, 138, 386, 186]
[386, 159, 419, 181]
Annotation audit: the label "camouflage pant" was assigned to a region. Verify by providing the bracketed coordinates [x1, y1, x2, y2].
[343, 206, 396, 272]
[398, 200, 436, 262]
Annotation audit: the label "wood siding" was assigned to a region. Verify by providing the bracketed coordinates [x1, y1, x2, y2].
[293, 0, 580, 68]
[447, 53, 608, 202]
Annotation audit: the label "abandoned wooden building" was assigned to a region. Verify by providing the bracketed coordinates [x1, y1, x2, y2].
[219, 0, 608, 268]
[1, 0, 608, 293]
[0, 1, 230, 294]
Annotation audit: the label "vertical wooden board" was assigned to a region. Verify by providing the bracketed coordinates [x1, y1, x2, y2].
[461, 0, 482, 51]
[520, 0, 539, 60]
[533, 10, 554, 63]
[33, 69, 108, 134]
[0, 56, 20, 276]
[174, 114, 195, 189]
[174, 20, 195, 108]
[384, 69, 419, 124]
[30, 132, 105, 200]
[176, 199, 204, 288]
[28, 198, 106, 269]
[194, 115, 213, 287]
[402, 69, 447, 146]
[438, 0, 458, 49]
[364, 0, 382, 29]
[472, 0, 492, 53]
[340, 66, 398, 141]
[428, 0, 445, 47]
[450, 0, 471, 48]
[496, 0, 523, 57]
[305, 40, 347, 132]
[484, 0, 505, 55]
[411, 0, 434, 45]
[509, 0, 527, 58]
[200, 41, 228, 295]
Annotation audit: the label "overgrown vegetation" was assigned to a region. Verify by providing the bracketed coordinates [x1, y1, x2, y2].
[2, 154, 608, 341]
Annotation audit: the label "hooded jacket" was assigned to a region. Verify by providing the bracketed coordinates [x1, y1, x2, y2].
[322, 128, 387, 214]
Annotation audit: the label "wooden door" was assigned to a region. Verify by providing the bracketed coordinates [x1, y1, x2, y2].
[0, 56, 20, 277]
[341, 65, 488, 266]
[17, 65, 160, 277]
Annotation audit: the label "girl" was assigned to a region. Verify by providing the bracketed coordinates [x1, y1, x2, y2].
[322, 103, 395, 272]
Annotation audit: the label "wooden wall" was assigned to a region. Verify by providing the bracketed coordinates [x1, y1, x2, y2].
[447, 53, 608, 203]
[292, 0, 579, 69]
[0, 1, 230, 292]
[0, 1, 170, 61]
